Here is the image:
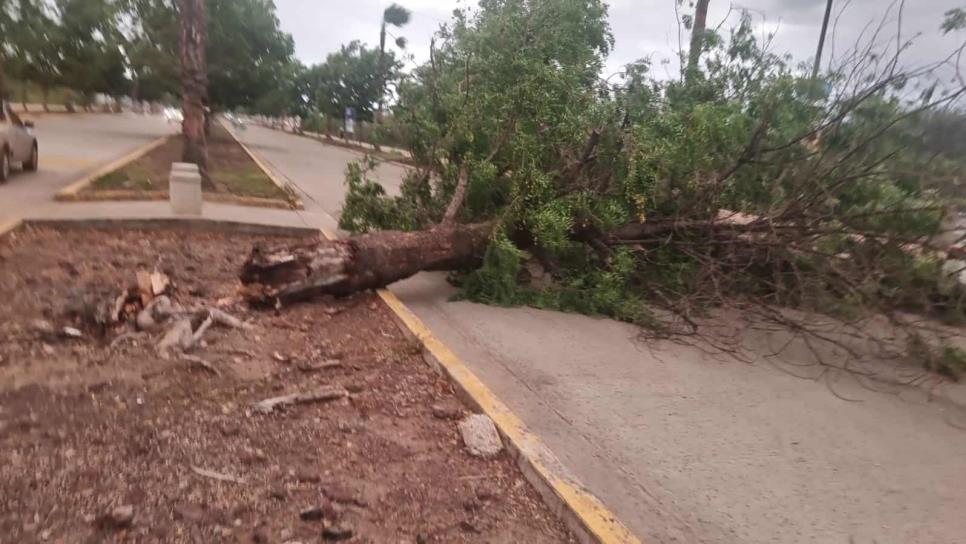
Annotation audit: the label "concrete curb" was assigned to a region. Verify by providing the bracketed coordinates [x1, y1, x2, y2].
[59, 189, 295, 210]
[0, 217, 641, 544]
[18, 217, 320, 238]
[219, 119, 304, 210]
[55, 135, 171, 200]
[0, 218, 23, 238]
[262, 125, 415, 168]
[314, 227, 641, 544]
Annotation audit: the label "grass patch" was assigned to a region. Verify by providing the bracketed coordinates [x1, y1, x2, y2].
[88, 123, 289, 202]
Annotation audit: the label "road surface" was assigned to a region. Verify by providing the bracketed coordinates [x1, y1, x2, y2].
[233, 123, 966, 544]
[0, 112, 173, 221]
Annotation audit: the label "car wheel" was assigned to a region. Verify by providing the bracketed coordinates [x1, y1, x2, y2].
[0, 149, 10, 182]
[23, 143, 38, 172]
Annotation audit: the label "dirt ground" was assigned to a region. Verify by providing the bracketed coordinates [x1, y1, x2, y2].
[89, 124, 289, 201]
[0, 226, 574, 544]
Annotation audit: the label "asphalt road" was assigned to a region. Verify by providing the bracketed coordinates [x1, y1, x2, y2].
[0, 112, 173, 222]
[233, 123, 966, 544]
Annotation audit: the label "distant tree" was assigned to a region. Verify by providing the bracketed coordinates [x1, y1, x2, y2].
[943, 7, 966, 33]
[125, 0, 180, 104]
[55, 0, 128, 109]
[253, 62, 309, 120]
[206, 0, 295, 111]
[0, 1, 13, 101]
[7, 0, 62, 110]
[377, 3, 410, 116]
[303, 41, 400, 124]
[123, 0, 294, 111]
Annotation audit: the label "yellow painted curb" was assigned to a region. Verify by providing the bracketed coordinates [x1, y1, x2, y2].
[318, 227, 641, 544]
[55, 135, 171, 200]
[0, 218, 23, 238]
[219, 119, 304, 210]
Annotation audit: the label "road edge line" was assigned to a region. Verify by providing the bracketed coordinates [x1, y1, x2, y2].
[316, 226, 641, 544]
[0, 218, 23, 238]
[376, 288, 641, 544]
[219, 119, 304, 210]
[55, 135, 171, 200]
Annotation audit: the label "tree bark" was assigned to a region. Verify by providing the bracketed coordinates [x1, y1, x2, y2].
[240, 222, 494, 305]
[0, 57, 7, 102]
[685, 0, 710, 83]
[442, 165, 470, 223]
[178, 0, 213, 189]
[377, 20, 388, 126]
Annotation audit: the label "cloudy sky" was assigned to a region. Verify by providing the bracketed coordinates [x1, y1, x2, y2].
[273, 0, 963, 79]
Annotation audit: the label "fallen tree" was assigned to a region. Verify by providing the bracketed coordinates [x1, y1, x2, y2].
[241, 1, 966, 378]
[240, 222, 493, 304]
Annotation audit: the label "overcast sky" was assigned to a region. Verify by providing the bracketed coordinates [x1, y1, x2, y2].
[273, 0, 963, 80]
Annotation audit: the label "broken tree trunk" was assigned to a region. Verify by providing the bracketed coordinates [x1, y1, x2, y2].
[240, 222, 494, 305]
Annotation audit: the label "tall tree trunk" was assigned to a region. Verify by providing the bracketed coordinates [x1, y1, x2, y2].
[0, 58, 7, 102]
[377, 21, 387, 121]
[240, 222, 494, 305]
[42, 86, 49, 112]
[685, 0, 710, 84]
[812, 0, 834, 79]
[178, 0, 213, 189]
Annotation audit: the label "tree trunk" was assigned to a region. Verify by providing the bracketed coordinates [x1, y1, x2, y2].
[377, 21, 387, 121]
[240, 222, 493, 305]
[178, 0, 213, 189]
[812, 0, 834, 79]
[42, 86, 49, 112]
[685, 0, 710, 83]
[0, 57, 7, 102]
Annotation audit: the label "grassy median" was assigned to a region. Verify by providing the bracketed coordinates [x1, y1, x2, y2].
[88, 123, 292, 204]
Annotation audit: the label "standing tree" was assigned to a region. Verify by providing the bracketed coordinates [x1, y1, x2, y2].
[685, 0, 710, 82]
[177, 0, 210, 186]
[0, 1, 12, 101]
[8, 0, 62, 111]
[56, 0, 128, 110]
[206, 0, 294, 112]
[812, 0, 834, 78]
[302, 41, 400, 124]
[377, 3, 410, 119]
[124, 0, 294, 112]
[125, 0, 181, 105]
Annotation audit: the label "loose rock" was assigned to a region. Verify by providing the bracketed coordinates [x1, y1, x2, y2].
[321, 522, 353, 541]
[299, 506, 324, 521]
[98, 504, 134, 530]
[458, 414, 503, 458]
[431, 401, 463, 421]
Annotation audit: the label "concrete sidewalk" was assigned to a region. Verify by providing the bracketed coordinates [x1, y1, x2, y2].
[9, 120, 966, 543]
[24, 200, 320, 230]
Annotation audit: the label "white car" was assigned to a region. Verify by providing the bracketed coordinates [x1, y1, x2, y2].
[0, 102, 38, 182]
[162, 107, 184, 124]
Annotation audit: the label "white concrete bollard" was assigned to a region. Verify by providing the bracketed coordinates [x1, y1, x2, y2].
[170, 162, 203, 215]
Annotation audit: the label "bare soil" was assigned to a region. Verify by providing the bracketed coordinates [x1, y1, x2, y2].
[0, 227, 574, 544]
[88, 124, 290, 202]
